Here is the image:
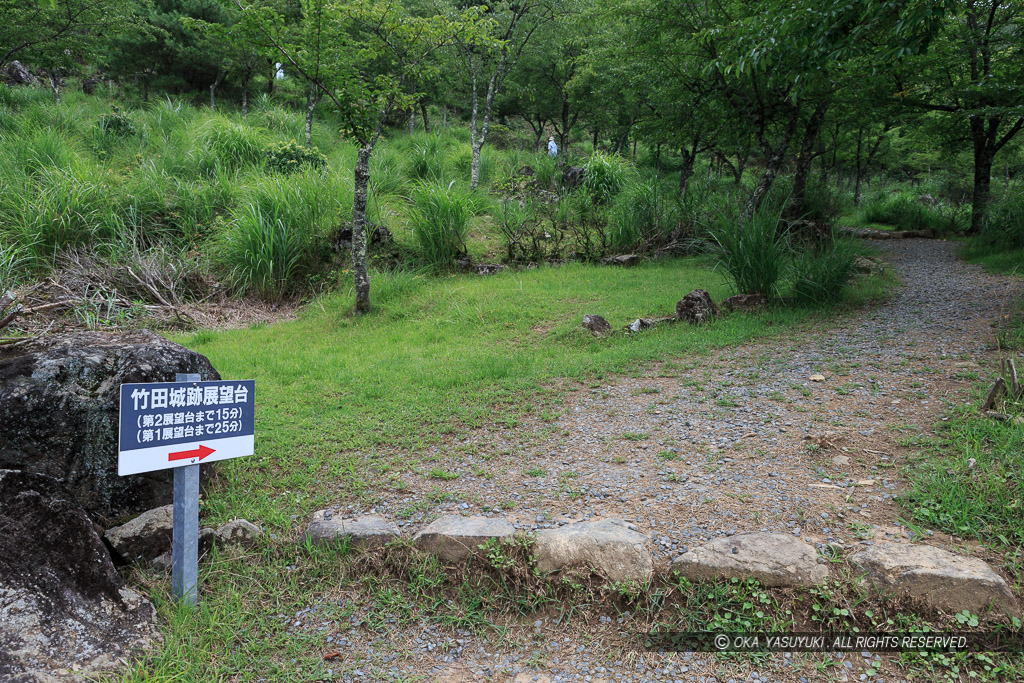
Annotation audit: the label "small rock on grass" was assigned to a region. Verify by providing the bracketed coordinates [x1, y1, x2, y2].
[624, 317, 674, 334]
[851, 543, 1021, 619]
[413, 515, 515, 562]
[675, 289, 719, 325]
[601, 254, 640, 267]
[671, 532, 827, 587]
[581, 314, 612, 337]
[216, 519, 263, 548]
[306, 512, 400, 549]
[534, 518, 654, 583]
[105, 505, 173, 564]
[720, 293, 767, 313]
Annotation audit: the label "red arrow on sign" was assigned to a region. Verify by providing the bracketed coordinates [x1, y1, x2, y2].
[168, 444, 215, 462]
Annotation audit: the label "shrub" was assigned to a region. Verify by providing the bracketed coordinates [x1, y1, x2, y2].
[709, 204, 788, 299]
[96, 109, 137, 138]
[0, 240, 32, 290]
[370, 145, 407, 196]
[978, 193, 1024, 249]
[408, 181, 474, 269]
[1, 167, 119, 258]
[534, 154, 557, 188]
[193, 118, 265, 172]
[790, 237, 859, 305]
[857, 191, 966, 234]
[485, 123, 515, 150]
[218, 204, 308, 299]
[610, 179, 678, 250]
[582, 151, 629, 203]
[265, 140, 327, 174]
[404, 133, 446, 182]
[215, 172, 340, 298]
[800, 180, 843, 225]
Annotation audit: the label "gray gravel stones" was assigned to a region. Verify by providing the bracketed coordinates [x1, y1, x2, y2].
[671, 532, 827, 587]
[534, 518, 654, 582]
[413, 515, 515, 561]
[306, 513, 400, 548]
[851, 542, 1021, 618]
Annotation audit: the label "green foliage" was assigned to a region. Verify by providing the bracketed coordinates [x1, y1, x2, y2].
[800, 180, 843, 225]
[533, 154, 557, 188]
[0, 241, 32, 291]
[217, 204, 309, 299]
[980, 193, 1024, 250]
[610, 178, 678, 249]
[858, 192, 966, 234]
[900, 382, 1024, 547]
[408, 181, 474, 269]
[709, 204, 788, 299]
[403, 132, 448, 182]
[95, 109, 137, 138]
[193, 118, 265, 172]
[790, 237, 859, 305]
[581, 151, 630, 203]
[265, 140, 328, 175]
[214, 172, 341, 298]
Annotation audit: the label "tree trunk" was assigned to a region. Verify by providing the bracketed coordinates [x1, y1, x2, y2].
[421, 103, 430, 133]
[790, 101, 829, 217]
[677, 147, 695, 195]
[560, 99, 571, 157]
[854, 127, 864, 206]
[241, 78, 249, 116]
[209, 68, 224, 109]
[409, 108, 415, 134]
[47, 69, 63, 103]
[745, 107, 801, 217]
[970, 118, 994, 234]
[351, 144, 373, 313]
[469, 60, 481, 190]
[305, 84, 321, 149]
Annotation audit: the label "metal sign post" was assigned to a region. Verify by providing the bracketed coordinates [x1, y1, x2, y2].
[117, 375, 255, 606]
[172, 373, 200, 606]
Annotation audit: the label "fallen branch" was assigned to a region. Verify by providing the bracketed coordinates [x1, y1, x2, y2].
[1003, 358, 1020, 398]
[981, 377, 1007, 412]
[0, 291, 22, 330]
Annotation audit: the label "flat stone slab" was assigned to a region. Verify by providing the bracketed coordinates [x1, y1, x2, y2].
[851, 543, 1020, 618]
[671, 533, 827, 587]
[413, 515, 515, 562]
[534, 519, 654, 583]
[306, 513, 400, 549]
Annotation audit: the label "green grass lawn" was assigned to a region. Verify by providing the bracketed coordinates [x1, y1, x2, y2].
[175, 258, 887, 530]
[960, 242, 1024, 276]
[105, 258, 892, 682]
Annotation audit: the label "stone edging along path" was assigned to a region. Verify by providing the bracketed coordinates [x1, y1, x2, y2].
[305, 513, 1022, 621]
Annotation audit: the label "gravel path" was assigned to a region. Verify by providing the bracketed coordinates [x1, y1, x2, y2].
[306, 239, 1023, 682]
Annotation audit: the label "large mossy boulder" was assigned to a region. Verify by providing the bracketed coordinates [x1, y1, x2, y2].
[0, 331, 219, 521]
[0, 470, 161, 681]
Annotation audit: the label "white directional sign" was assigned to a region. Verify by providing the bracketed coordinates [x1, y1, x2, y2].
[118, 379, 255, 476]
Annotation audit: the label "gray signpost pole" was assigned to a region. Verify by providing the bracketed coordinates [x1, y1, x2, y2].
[171, 372, 201, 606]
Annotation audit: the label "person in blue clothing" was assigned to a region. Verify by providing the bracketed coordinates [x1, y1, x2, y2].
[547, 135, 558, 157]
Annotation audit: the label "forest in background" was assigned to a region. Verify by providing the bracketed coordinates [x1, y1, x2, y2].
[1, 0, 1022, 319]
